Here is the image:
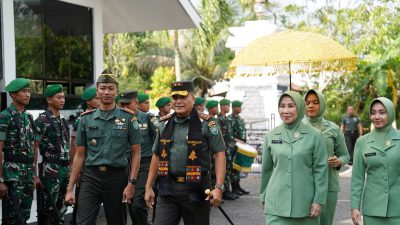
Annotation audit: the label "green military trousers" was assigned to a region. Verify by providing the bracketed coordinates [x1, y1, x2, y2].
[265, 214, 320, 225]
[2, 181, 34, 225]
[320, 192, 338, 225]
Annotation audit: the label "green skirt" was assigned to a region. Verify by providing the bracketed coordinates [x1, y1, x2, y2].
[265, 214, 319, 225]
[364, 216, 400, 225]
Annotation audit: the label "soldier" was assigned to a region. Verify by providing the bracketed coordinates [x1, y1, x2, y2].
[119, 91, 158, 225]
[205, 100, 218, 117]
[194, 97, 206, 113]
[144, 81, 226, 225]
[65, 70, 143, 225]
[0, 78, 35, 225]
[340, 105, 363, 165]
[156, 97, 172, 119]
[35, 84, 70, 225]
[138, 93, 150, 113]
[229, 100, 250, 195]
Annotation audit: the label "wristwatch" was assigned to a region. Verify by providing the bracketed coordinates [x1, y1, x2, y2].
[0, 177, 4, 183]
[214, 183, 225, 192]
[128, 178, 137, 185]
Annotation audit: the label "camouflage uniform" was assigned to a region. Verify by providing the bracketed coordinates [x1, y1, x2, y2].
[35, 109, 70, 225]
[217, 114, 234, 193]
[228, 113, 246, 183]
[0, 103, 35, 225]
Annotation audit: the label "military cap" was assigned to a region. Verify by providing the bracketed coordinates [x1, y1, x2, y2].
[5, 78, 30, 92]
[138, 93, 149, 103]
[119, 91, 138, 103]
[81, 87, 97, 101]
[44, 84, 63, 97]
[156, 97, 171, 108]
[194, 97, 206, 106]
[206, 100, 218, 109]
[219, 99, 231, 106]
[170, 81, 194, 96]
[96, 69, 118, 84]
[232, 100, 243, 107]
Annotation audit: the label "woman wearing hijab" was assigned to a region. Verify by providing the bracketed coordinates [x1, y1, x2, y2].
[304, 90, 350, 225]
[351, 97, 400, 225]
[260, 91, 328, 225]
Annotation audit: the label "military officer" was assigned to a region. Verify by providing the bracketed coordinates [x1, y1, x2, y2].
[304, 90, 350, 225]
[340, 105, 363, 165]
[119, 90, 158, 225]
[194, 97, 206, 113]
[0, 78, 35, 225]
[260, 91, 328, 225]
[144, 81, 226, 225]
[138, 93, 150, 113]
[205, 100, 218, 117]
[156, 96, 172, 119]
[65, 70, 143, 225]
[217, 99, 238, 200]
[229, 100, 250, 195]
[34, 84, 70, 225]
[351, 97, 400, 225]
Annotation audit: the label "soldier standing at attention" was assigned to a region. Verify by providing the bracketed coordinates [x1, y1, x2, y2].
[194, 97, 206, 113]
[0, 78, 36, 225]
[340, 105, 363, 165]
[156, 97, 172, 120]
[144, 81, 226, 225]
[205, 100, 218, 118]
[65, 70, 143, 225]
[229, 100, 250, 195]
[138, 93, 151, 113]
[35, 84, 70, 225]
[217, 99, 238, 200]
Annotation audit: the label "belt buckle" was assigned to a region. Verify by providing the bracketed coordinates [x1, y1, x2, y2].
[99, 166, 107, 172]
[176, 176, 185, 183]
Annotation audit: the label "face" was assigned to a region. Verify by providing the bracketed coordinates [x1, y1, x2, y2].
[172, 94, 194, 117]
[195, 104, 205, 113]
[159, 103, 172, 115]
[208, 106, 219, 115]
[10, 88, 31, 106]
[279, 96, 298, 125]
[86, 96, 100, 110]
[232, 106, 242, 114]
[370, 102, 388, 129]
[48, 92, 65, 110]
[220, 105, 230, 114]
[139, 100, 150, 112]
[347, 106, 354, 115]
[305, 93, 320, 118]
[97, 83, 118, 105]
[123, 98, 139, 111]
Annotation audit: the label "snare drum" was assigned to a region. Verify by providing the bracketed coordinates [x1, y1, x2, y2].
[232, 142, 258, 172]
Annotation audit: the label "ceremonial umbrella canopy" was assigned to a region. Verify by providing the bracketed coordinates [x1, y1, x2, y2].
[226, 30, 357, 88]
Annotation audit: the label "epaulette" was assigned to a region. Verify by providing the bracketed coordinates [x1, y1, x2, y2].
[121, 108, 135, 115]
[198, 113, 210, 121]
[160, 113, 173, 122]
[80, 109, 96, 116]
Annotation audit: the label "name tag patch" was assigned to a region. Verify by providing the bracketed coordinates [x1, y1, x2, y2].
[364, 152, 376, 157]
[272, 140, 282, 144]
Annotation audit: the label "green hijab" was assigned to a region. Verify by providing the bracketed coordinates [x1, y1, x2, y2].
[370, 97, 395, 132]
[279, 90, 305, 130]
[303, 89, 326, 129]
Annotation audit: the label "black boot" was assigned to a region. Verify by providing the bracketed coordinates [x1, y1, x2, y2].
[231, 182, 243, 196]
[222, 191, 236, 200]
[238, 182, 250, 195]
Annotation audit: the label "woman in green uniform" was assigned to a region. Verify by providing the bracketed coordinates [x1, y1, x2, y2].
[304, 89, 350, 225]
[260, 90, 328, 225]
[351, 97, 400, 225]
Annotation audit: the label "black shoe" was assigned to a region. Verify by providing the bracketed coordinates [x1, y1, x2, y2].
[231, 182, 243, 195]
[238, 183, 250, 195]
[222, 192, 236, 200]
[231, 192, 240, 199]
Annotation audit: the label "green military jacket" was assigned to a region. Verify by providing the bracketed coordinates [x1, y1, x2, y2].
[260, 122, 328, 217]
[217, 114, 234, 159]
[75, 107, 143, 167]
[35, 109, 70, 178]
[0, 104, 35, 181]
[136, 111, 158, 158]
[228, 113, 246, 142]
[152, 113, 225, 175]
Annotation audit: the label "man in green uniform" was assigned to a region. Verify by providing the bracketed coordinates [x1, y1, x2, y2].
[35, 84, 70, 225]
[138, 93, 150, 113]
[205, 100, 218, 118]
[144, 81, 226, 225]
[119, 90, 158, 225]
[340, 105, 363, 165]
[0, 78, 35, 225]
[65, 70, 143, 225]
[194, 97, 205, 113]
[156, 97, 172, 119]
[229, 100, 250, 195]
[217, 99, 238, 200]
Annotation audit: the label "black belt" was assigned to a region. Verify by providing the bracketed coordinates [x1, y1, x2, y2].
[4, 154, 34, 163]
[345, 130, 358, 134]
[85, 165, 125, 172]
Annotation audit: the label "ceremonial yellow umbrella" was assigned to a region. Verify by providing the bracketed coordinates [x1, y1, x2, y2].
[226, 30, 357, 88]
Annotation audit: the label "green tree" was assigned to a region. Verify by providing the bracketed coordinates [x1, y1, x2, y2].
[149, 66, 176, 109]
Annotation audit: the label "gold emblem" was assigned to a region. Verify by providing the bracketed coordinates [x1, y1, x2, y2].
[294, 132, 300, 138]
[90, 139, 97, 146]
[161, 149, 167, 158]
[188, 150, 197, 161]
[386, 140, 391, 146]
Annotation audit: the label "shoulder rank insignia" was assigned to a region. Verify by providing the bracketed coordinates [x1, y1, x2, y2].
[121, 108, 135, 115]
[160, 113, 173, 122]
[81, 109, 96, 116]
[198, 113, 210, 121]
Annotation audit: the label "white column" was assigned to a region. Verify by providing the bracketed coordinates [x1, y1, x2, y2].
[1, 0, 16, 87]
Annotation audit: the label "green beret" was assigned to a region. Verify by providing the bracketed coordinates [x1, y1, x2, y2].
[156, 97, 171, 108]
[219, 99, 231, 106]
[138, 93, 149, 103]
[232, 100, 243, 107]
[194, 97, 205, 106]
[44, 84, 63, 97]
[81, 87, 97, 101]
[96, 69, 118, 84]
[5, 78, 30, 92]
[206, 100, 218, 109]
[115, 95, 120, 103]
[119, 91, 138, 103]
[171, 81, 194, 96]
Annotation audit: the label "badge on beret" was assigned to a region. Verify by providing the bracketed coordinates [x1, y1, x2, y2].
[294, 132, 300, 138]
[208, 121, 216, 127]
[386, 140, 391, 146]
[210, 125, 219, 135]
[90, 139, 97, 146]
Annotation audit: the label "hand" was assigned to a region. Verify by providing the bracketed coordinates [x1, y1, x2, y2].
[328, 156, 342, 168]
[206, 188, 222, 208]
[65, 189, 76, 205]
[351, 208, 362, 225]
[309, 203, 321, 218]
[144, 187, 155, 209]
[34, 176, 42, 188]
[122, 183, 135, 204]
[0, 183, 8, 199]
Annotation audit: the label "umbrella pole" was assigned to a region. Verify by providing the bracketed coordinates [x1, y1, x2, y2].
[289, 61, 292, 90]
